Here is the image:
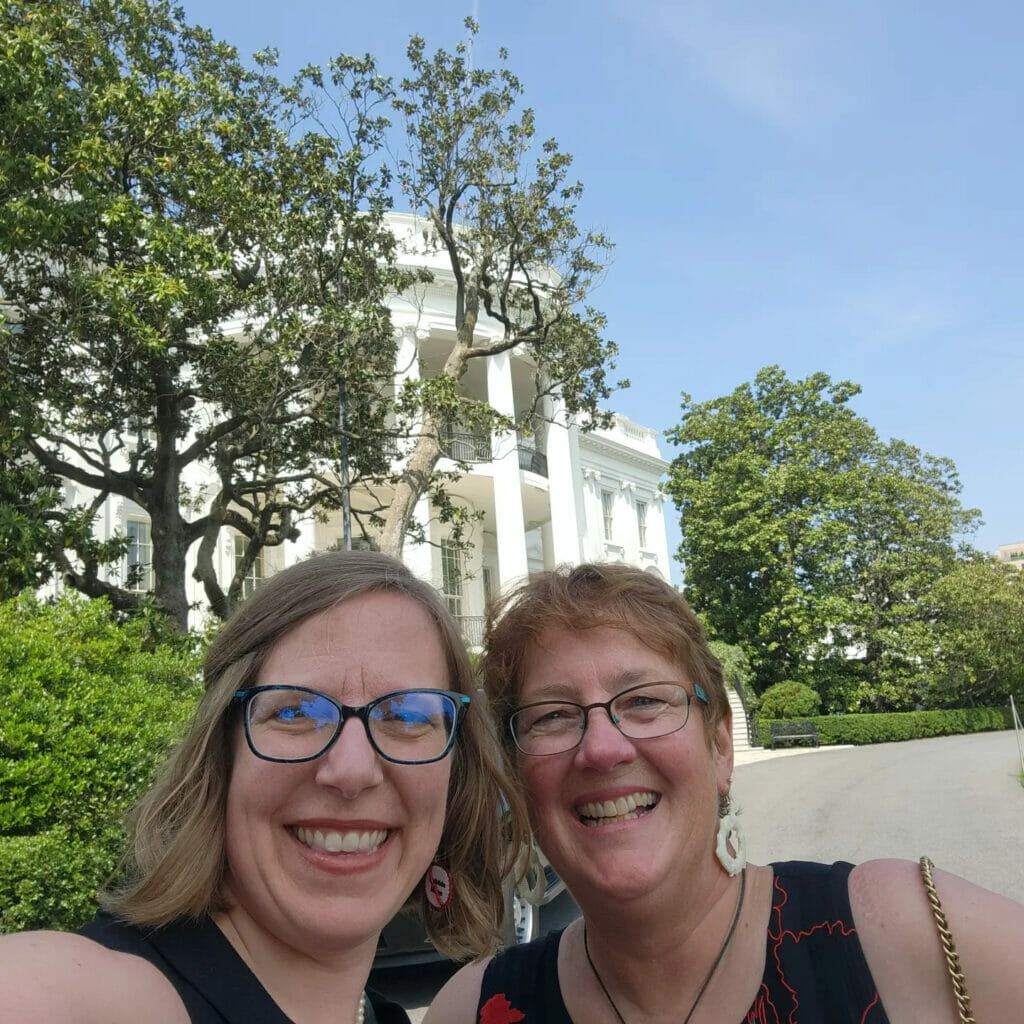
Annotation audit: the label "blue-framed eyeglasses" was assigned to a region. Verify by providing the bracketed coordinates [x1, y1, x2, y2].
[232, 686, 470, 765]
[509, 681, 709, 756]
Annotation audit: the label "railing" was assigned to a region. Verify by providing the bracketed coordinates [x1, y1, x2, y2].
[456, 615, 485, 648]
[440, 423, 492, 463]
[1011, 696, 1024, 779]
[517, 445, 548, 477]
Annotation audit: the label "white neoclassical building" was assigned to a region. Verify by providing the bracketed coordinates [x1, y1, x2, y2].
[60, 213, 671, 635]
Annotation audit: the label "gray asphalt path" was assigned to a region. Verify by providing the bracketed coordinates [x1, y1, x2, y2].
[731, 729, 1023, 900]
[377, 729, 1024, 1018]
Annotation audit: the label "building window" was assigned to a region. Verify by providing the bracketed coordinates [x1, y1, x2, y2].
[636, 501, 648, 548]
[601, 490, 615, 541]
[482, 565, 495, 606]
[124, 518, 154, 592]
[441, 540, 463, 617]
[233, 535, 264, 599]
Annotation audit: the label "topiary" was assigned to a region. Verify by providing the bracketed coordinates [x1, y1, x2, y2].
[758, 680, 821, 720]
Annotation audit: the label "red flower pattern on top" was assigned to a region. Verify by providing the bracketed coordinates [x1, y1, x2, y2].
[479, 992, 526, 1024]
[741, 874, 884, 1023]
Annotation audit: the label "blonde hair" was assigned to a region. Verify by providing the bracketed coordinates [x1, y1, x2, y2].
[104, 550, 528, 959]
[483, 562, 730, 768]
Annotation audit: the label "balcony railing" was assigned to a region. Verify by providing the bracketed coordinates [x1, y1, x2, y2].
[440, 423, 492, 463]
[455, 615, 485, 648]
[517, 445, 548, 477]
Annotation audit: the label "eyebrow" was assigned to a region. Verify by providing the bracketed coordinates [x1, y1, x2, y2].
[521, 669, 675, 702]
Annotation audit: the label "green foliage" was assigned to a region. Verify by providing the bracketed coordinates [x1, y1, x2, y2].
[759, 681, 822, 720]
[0, 594, 202, 932]
[666, 366, 980, 704]
[708, 640, 755, 704]
[755, 706, 1010, 747]
[915, 559, 1024, 708]
[1, 0, 405, 626]
[0, 373, 62, 597]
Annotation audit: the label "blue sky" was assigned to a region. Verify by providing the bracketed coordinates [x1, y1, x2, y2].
[180, 0, 1023, 575]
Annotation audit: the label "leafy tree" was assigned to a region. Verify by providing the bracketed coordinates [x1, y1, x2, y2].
[0, 370, 62, 597]
[1, 0, 405, 627]
[377, 19, 622, 556]
[666, 367, 875, 691]
[666, 366, 979, 702]
[915, 559, 1024, 709]
[0, 593, 202, 932]
[830, 438, 980, 710]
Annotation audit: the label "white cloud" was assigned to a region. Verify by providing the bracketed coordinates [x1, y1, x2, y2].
[842, 287, 954, 348]
[611, 0, 862, 128]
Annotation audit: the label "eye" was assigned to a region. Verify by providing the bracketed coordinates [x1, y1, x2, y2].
[521, 704, 579, 732]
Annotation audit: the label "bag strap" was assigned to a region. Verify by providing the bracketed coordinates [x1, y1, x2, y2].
[919, 856, 976, 1024]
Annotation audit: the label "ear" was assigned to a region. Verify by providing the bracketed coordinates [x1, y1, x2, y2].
[712, 706, 734, 796]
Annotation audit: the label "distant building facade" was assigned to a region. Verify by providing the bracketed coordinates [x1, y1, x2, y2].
[995, 542, 1024, 570]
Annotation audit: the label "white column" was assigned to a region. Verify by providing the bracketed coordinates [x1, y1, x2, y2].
[487, 350, 528, 587]
[545, 395, 584, 565]
[285, 516, 317, 566]
[404, 494, 434, 582]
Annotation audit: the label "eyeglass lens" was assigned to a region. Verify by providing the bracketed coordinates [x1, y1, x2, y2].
[244, 688, 459, 763]
[511, 682, 693, 755]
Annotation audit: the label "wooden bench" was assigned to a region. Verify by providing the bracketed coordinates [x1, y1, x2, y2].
[768, 721, 820, 749]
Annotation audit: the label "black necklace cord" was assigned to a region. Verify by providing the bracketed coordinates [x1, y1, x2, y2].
[583, 867, 747, 1024]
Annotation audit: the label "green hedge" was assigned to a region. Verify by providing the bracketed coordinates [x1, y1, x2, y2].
[755, 706, 1012, 748]
[0, 594, 202, 933]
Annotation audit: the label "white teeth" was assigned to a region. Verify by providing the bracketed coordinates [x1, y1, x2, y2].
[576, 792, 658, 824]
[293, 826, 388, 854]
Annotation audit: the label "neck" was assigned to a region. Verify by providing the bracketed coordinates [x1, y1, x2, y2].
[213, 909, 375, 1024]
[577, 867, 758, 1021]
[579, 862, 740, 960]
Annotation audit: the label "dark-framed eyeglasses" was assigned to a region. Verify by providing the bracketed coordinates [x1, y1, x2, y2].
[509, 681, 709, 756]
[232, 686, 470, 765]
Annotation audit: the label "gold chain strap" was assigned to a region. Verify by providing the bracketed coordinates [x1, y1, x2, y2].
[919, 856, 976, 1024]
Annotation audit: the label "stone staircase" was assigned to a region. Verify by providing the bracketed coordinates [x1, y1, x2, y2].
[728, 686, 753, 752]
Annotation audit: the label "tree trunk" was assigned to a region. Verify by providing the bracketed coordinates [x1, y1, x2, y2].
[379, 411, 444, 559]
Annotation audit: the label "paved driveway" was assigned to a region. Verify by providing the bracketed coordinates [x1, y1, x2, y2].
[731, 729, 1023, 900]
[377, 729, 1024, 1018]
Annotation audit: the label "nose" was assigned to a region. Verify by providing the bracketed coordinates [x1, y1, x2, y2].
[313, 717, 385, 796]
[573, 705, 637, 771]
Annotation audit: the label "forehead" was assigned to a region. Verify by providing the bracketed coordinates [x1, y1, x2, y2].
[518, 624, 686, 700]
[257, 591, 448, 691]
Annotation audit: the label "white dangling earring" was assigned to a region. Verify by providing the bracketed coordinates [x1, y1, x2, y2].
[716, 810, 747, 877]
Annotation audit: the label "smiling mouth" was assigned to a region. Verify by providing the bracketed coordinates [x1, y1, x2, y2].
[575, 792, 660, 827]
[290, 826, 389, 854]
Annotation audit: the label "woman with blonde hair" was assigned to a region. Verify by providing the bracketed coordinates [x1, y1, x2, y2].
[0, 550, 527, 1023]
[428, 562, 1024, 1023]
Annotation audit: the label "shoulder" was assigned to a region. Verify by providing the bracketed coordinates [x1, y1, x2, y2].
[0, 929, 189, 1024]
[850, 858, 1024, 1023]
[422, 958, 492, 1024]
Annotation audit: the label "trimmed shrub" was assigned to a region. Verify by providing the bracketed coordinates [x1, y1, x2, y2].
[0, 594, 202, 933]
[758, 681, 821, 720]
[755, 706, 1011, 747]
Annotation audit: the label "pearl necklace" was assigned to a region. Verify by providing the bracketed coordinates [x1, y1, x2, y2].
[584, 868, 746, 1024]
[354, 991, 366, 1024]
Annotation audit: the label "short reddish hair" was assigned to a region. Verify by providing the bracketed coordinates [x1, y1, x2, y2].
[482, 562, 730, 765]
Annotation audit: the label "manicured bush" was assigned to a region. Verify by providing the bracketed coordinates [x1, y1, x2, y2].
[0, 594, 202, 933]
[755, 706, 1011, 747]
[758, 680, 821, 720]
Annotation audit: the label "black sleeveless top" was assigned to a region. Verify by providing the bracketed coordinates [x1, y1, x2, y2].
[80, 911, 409, 1024]
[476, 861, 890, 1024]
